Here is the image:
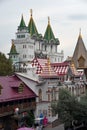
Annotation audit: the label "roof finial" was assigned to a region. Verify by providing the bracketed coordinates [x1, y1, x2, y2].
[30, 9, 33, 17]
[22, 13, 23, 17]
[12, 39, 14, 45]
[48, 16, 50, 25]
[79, 28, 81, 34]
[79, 28, 82, 37]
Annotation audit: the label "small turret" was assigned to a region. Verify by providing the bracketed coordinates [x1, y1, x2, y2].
[8, 40, 19, 66]
[18, 14, 27, 31]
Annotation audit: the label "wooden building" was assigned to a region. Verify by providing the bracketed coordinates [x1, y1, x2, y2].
[0, 75, 37, 130]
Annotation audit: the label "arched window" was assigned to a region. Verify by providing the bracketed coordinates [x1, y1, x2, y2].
[78, 55, 85, 67]
[38, 89, 42, 102]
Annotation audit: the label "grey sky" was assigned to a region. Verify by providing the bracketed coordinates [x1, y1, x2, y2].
[0, 0, 87, 60]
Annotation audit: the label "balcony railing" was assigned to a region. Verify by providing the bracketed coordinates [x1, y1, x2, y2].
[0, 101, 36, 117]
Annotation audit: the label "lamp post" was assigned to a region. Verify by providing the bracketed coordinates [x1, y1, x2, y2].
[14, 107, 20, 127]
[15, 107, 19, 115]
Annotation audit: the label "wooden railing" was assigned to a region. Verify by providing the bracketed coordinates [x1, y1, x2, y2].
[0, 101, 36, 117]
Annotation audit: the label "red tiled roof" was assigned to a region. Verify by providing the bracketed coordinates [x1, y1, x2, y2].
[51, 62, 83, 77]
[32, 58, 58, 78]
[0, 75, 36, 102]
[32, 58, 83, 77]
[51, 62, 69, 75]
[32, 58, 46, 74]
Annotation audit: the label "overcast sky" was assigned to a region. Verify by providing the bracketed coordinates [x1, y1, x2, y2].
[0, 0, 87, 60]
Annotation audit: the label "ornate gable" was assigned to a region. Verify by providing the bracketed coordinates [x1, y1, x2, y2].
[72, 30, 87, 69]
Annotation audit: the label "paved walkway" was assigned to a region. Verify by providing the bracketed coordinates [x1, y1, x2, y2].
[44, 124, 64, 130]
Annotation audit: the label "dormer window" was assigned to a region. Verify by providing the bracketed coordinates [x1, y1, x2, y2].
[0, 84, 3, 94]
[18, 83, 24, 93]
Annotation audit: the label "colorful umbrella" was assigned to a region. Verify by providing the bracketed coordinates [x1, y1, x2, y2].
[17, 127, 34, 130]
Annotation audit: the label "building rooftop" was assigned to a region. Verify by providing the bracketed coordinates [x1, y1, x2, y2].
[0, 75, 36, 103]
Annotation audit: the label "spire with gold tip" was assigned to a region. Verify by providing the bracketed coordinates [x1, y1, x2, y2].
[28, 9, 38, 36]
[79, 28, 82, 38]
[77, 28, 84, 45]
[44, 17, 60, 45]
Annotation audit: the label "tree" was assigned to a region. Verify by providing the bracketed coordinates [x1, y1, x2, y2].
[0, 52, 13, 76]
[58, 88, 76, 128]
[51, 88, 87, 129]
[26, 110, 35, 127]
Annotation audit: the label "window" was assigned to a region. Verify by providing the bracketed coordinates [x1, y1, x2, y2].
[45, 45, 47, 51]
[18, 83, 24, 93]
[23, 54, 26, 58]
[17, 35, 25, 38]
[51, 45, 52, 52]
[21, 35, 25, 38]
[23, 45, 26, 48]
[17, 35, 20, 38]
[38, 89, 42, 102]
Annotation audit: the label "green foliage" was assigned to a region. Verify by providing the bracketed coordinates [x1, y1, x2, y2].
[51, 88, 87, 127]
[51, 101, 58, 114]
[0, 52, 13, 76]
[26, 110, 35, 127]
[58, 89, 76, 124]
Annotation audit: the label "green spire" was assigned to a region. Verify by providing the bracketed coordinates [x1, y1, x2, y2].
[9, 40, 19, 55]
[44, 17, 59, 45]
[28, 9, 38, 36]
[18, 14, 27, 30]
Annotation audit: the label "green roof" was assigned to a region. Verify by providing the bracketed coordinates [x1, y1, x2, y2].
[9, 41, 19, 55]
[44, 17, 59, 45]
[28, 9, 38, 36]
[18, 14, 27, 30]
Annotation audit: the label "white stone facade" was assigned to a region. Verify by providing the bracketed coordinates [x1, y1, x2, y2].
[13, 29, 35, 62]
[11, 27, 64, 65]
